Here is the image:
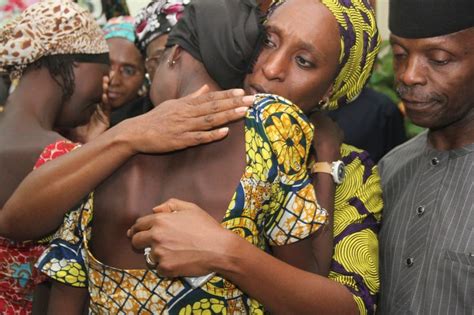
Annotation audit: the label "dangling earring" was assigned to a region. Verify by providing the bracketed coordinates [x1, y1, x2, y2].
[137, 83, 148, 97]
[318, 96, 329, 109]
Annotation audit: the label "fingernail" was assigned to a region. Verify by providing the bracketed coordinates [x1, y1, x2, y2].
[242, 95, 254, 103]
[126, 229, 131, 237]
[235, 106, 248, 114]
[218, 127, 229, 134]
[232, 89, 245, 96]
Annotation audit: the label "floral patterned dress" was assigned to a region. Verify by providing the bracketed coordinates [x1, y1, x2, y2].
[37, 94, 327, 314]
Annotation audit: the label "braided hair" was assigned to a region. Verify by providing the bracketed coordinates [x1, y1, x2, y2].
[29, 55, 76, 103]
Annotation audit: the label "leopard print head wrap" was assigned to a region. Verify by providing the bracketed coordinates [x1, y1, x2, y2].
[269, 0, 381, 110]
[0, 0, 109, 79]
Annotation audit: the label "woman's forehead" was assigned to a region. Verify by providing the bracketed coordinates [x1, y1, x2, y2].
[266, 0, 340, 54]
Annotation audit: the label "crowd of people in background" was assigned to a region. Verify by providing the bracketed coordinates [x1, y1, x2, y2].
[0, 0, 472, 314]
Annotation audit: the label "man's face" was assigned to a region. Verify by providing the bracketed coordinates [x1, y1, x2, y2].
[243, 0, 340, 114]
[391, 28, 474, 130]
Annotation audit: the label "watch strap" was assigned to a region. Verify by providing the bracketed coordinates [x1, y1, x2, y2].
[310, 162, 332, 175]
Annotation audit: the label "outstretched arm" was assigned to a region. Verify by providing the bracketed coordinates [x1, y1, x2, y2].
[0, 88, 254, 241]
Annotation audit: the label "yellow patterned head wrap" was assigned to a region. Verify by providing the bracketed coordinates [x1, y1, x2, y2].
[0, 0, 109, 79]
[269, 0, 381, 110]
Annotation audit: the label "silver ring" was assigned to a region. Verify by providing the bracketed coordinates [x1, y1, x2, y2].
[144, 247, 156, 267]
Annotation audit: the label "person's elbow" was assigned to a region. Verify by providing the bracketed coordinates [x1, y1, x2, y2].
[0, 210, 15, 239]
[0, 206, 28, 241]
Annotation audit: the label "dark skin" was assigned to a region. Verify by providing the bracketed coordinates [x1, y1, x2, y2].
[391, 27, 474, 150]
[0, 59, 253, 315]
[106, 38, 145, 110]
[0, 86, 253, 241]
[93, 49, 248, 269]
[129, 1, 358, 314]
[48, 43, 322, 311]
[65, 37, 147, 144]
[0, 62, 107, 207]
[145, 34, 169, 81]
[244, 0, 340, 113]
[3, 0, 353, 313]
[64, 38, 146, 144]
[0, 61, 108, 314]
[242, 0, 342, 275]
[46, 282, 88, 315]
[94, 44, 316, 279]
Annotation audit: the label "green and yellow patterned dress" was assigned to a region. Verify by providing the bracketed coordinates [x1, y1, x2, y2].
[37, 94, 327, 314]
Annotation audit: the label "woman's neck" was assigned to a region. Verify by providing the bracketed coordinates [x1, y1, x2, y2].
[5, 69, 63, 130]
[179, 78, 221, 98]
[177, 54, 222, 98]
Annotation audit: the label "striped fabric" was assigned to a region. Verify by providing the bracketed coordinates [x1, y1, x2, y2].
[379, 131, 474, 314]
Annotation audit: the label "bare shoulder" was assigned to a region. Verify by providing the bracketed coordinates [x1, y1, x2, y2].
[0, 130, 66, 205]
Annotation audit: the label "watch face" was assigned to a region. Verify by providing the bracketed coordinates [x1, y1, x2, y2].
[333, 161, 345, 184]
[338, 164, 345, 181]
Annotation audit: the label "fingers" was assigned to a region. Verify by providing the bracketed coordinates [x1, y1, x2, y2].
[187, 89, 249, 110]
[152, 203, 174, 214]
[100, 98, 112, 116]
[180, 128, 230, 147]
[194, 94, 254, 118]
[96, 103, 110, 121]
[130, 229, 154, 250]
[186, 84, 210, 99]
[102, 75, 110, 106]
[126, 213, 156, 238]
[152, 198, 198, 213]
[152, 198, 182, 213]
[189, 105, 250, 131]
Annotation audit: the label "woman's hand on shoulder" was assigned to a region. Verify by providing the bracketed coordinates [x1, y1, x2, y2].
[116, 86, 254, 154]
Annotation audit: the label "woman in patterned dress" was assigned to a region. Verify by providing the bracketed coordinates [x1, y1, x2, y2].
[33, 0, 335, 313]
[4, 0, 382, 313]
[129, 0, 383, 314]
[33, 0, 336, 314]
[0, 0, 255, 313]
[0, 1, 109, 313]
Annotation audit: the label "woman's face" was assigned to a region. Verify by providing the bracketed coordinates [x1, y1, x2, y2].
[145, 34, 169, 82]
[149, 47, 183, 107]
[244, 0, 341, 113]
[107, 38, 145, 109]
[56, 62, 109, 128]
